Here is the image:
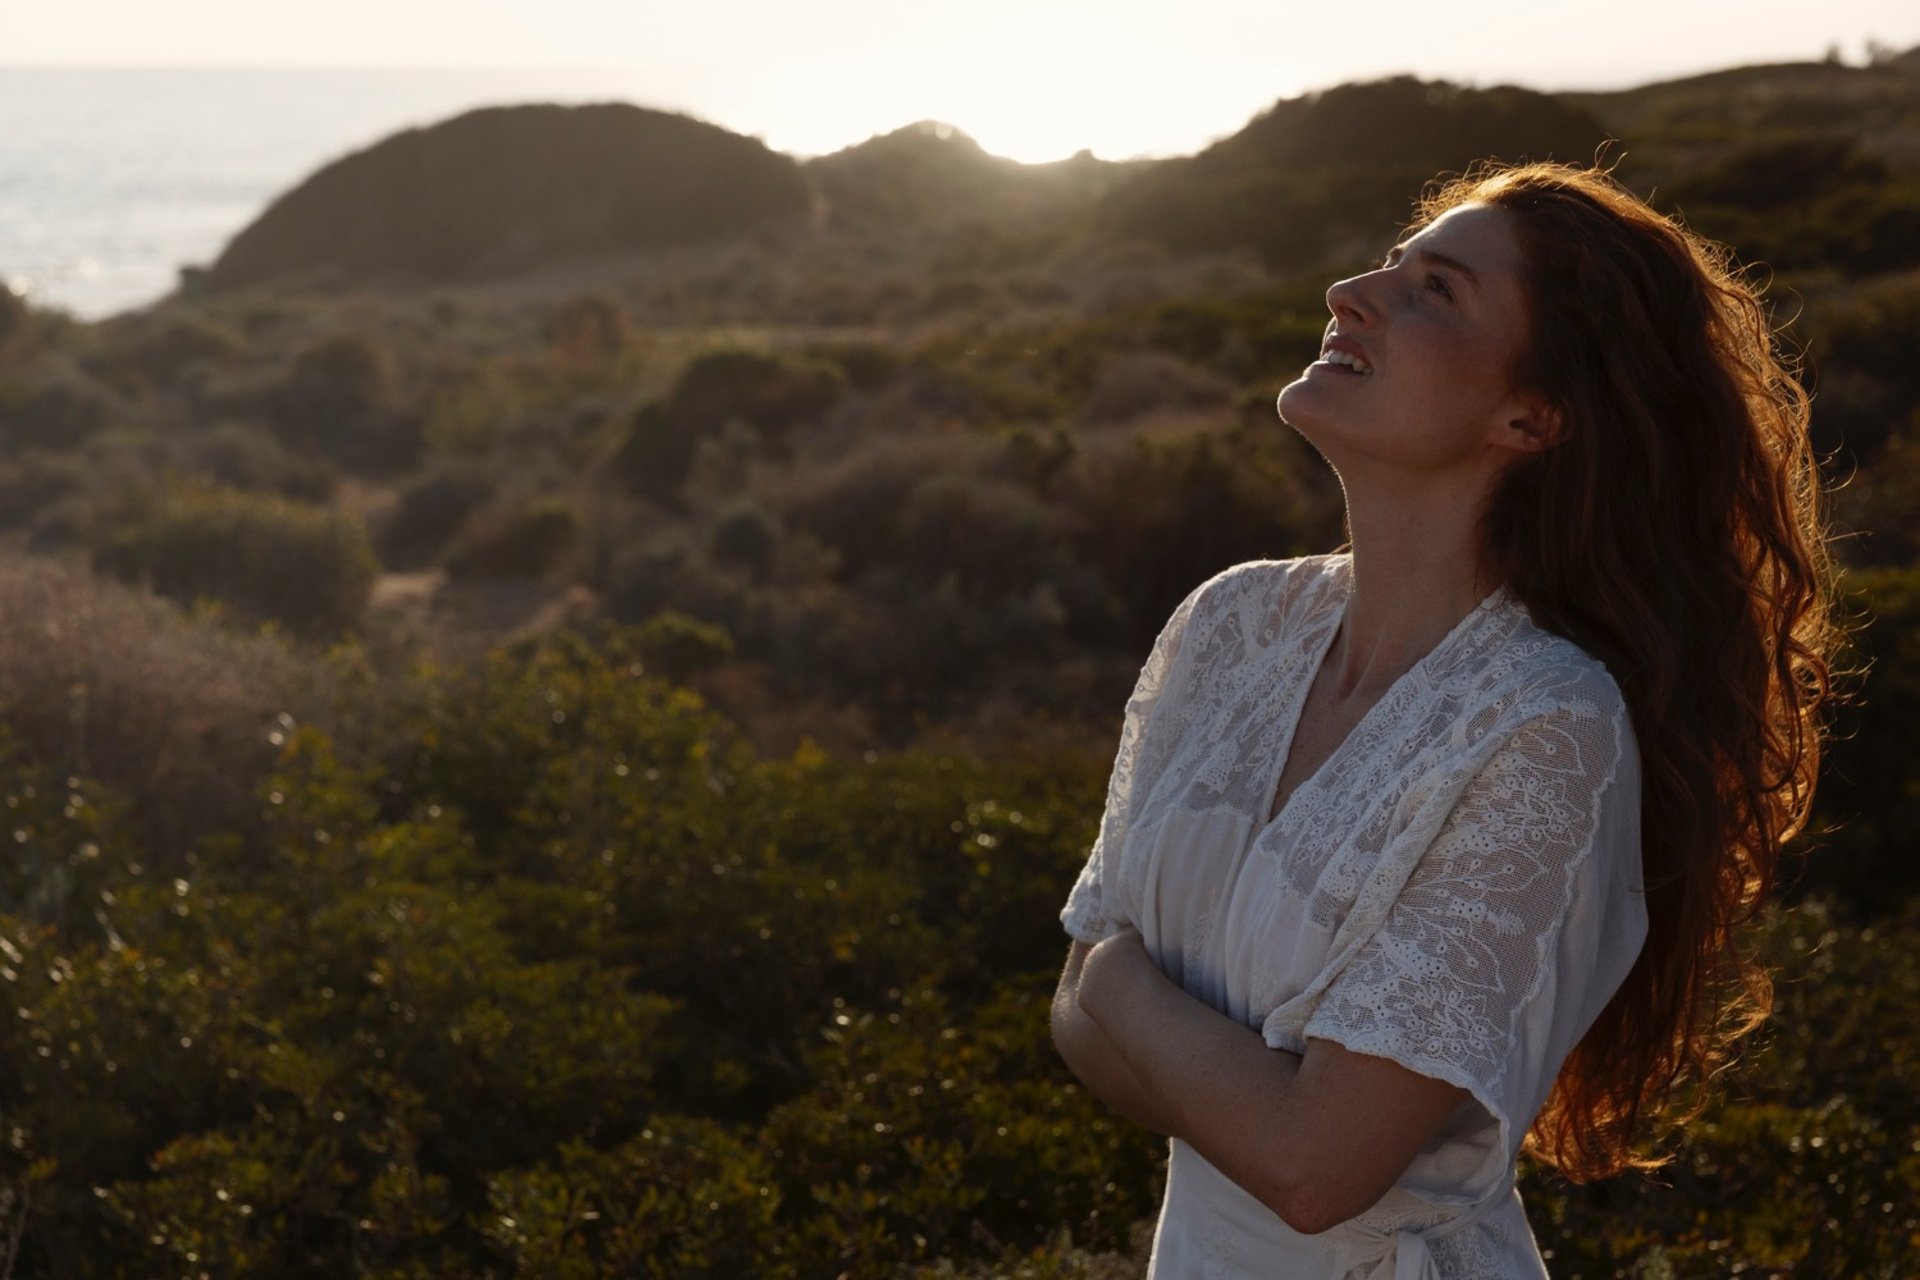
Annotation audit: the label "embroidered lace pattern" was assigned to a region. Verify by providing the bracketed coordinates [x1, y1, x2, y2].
[1299, 698, 1627, 1122]
[1061, 579, 1206, 942]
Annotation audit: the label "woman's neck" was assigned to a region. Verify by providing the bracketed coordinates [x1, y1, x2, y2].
[1326, 484, 1502, 702]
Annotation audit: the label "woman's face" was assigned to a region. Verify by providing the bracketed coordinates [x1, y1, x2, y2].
[1276, 201, 1552, 481]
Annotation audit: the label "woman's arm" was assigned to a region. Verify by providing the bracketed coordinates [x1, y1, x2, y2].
[1050, 940, 1178, 1135]
[1075, 927, 1468, 1236]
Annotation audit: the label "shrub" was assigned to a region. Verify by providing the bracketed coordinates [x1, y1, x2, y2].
[376, 462, 500, 570]
[0, 552, 299, 863]
[443, 493, 583, 580]
[87, 312, 245, 393]
[1802, 270, 1920, 462]
[709, 500, 781, 581]
[609, 400, 696, 502]
[1078, 350, 1234, 426]
[91, 479, 379, 638]
[664, 348, 845, 449]
[1060, 423, 1336, 649]
[0, 362, 128, 450]
[1831, 430, 1920, 567]
[0, 450, 89, 529]
[634, 609, 735, 682]
[808, 340, 902, 391]
[271, 332, 419, 472]
[178, 422, 337, 502]
[894, 473, 1071, 602]
[1797, 564, 1920, 913]
[282, 333, 397, 430]
[544, 292, 631, 365]
[0, 285, 28, 355]
[777, 434, 983, 584]
[421, 361, 519, 458]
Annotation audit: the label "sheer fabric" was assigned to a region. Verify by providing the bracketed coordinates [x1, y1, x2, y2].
[1062, 554, 1648, 1278]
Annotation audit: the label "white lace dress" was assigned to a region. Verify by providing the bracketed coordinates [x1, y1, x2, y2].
[1061, 553, 1648, 1279]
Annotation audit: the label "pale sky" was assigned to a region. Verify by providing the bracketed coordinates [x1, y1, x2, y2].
[6, 0, 1920, 161]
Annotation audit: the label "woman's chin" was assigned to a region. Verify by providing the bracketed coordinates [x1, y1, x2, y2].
[1276, 377, 1334, 430]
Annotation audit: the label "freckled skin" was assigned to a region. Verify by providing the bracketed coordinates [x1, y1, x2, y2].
[1277, 203, 1548, 487]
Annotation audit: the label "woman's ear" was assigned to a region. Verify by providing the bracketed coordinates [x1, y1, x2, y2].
[1501, 394, 1565, 454]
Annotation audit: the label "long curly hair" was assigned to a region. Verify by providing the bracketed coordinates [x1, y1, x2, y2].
[1408, 161, 1840, 1180]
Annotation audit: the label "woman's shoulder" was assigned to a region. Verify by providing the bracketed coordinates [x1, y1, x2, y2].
[1486, 606, 1633, 740]
[1184, 552, 1348, 629]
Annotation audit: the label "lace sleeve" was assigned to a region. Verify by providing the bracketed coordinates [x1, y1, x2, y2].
[1300, 696, 1647, 1157]
[1060, 581, 1208, 945]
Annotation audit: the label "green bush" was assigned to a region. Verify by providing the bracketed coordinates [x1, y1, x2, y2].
[91, 479, 379, 638]
[179, 421, 338, 502]
[545, 292, 632, 365]
[0, 284, 30, 355]
[377, 461, 500, 569]
[1798, 564, 1920, 913]
[443, 493, 582, 580]
[709, 500, 780, 581]
[271, 332, 420, 472]
[0, 449, 89, 529]
[633, 609, 735, 683]
[663, 348, 845, 449]
[0, 613, 1914, 1276]
[88, 312, 246, 393]
[0, 362, 127, 450]
[610, 400, 696, 502]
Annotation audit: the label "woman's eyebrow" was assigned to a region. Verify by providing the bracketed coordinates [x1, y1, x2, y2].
[1383, 243, 1481, 292]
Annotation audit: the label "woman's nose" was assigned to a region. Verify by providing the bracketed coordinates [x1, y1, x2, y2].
[1325, 273, 1372, 326]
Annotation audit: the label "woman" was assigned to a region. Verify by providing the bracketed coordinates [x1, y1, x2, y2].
[1050, 161, 1836, 1278]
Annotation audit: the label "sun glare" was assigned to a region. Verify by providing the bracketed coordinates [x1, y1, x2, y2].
[729, 41, 1290, 164]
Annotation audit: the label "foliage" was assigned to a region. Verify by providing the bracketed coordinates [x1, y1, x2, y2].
[375, 461, 499, 569]
[269, 332, 420, 472]
[0, 285, 27, 355]
[178, 421, 338, 502]
[0, 599, 1913, 1275]
[1798, 563, 1920, 912]
[443, 493, 583, 580]
[544, 292, 632, 366]
[633, 609, 735, 683]
[90, 477, 379, 638]
[1527, 899, 1920, 1279]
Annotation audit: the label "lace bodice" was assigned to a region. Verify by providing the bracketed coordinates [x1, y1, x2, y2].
[1062, 554, 1649, 1279]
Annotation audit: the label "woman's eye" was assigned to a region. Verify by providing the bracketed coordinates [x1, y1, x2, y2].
[1425, 273, 1453, 300]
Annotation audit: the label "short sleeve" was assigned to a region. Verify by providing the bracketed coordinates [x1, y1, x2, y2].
[1300, 695, 1647, 1161]
[1059, 580, 1207, 945]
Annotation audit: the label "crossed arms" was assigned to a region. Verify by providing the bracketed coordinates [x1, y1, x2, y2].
[1049, 927, 1469, 1236]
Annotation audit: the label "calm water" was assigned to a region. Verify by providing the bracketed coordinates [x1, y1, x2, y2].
[0, 66, 702, 320]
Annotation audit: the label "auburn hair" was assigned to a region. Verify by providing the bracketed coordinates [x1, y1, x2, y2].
[1407, 161, 1839, 1180]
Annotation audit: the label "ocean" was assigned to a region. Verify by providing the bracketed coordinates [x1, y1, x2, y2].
[0, 66, 708, 321]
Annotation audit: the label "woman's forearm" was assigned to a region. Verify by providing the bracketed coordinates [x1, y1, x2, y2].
[1050, 956, 1178, 1136]
[1072, 929, 1468, 1236]
[1079, 944, 1313, 1218]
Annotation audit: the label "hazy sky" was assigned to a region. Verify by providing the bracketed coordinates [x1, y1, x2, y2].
[7, 0, 1920, 161]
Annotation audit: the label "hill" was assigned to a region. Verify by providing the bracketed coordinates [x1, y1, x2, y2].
[202, 102, 814, 293]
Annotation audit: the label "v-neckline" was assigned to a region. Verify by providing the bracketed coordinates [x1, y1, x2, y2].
[1256, 560, 1507, 836]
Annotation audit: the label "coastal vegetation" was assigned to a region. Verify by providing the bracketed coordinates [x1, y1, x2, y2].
[2, 50, 1919, 1276]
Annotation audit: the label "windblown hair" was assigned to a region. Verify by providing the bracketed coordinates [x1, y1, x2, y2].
[1410, 161, 1839, 1181]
